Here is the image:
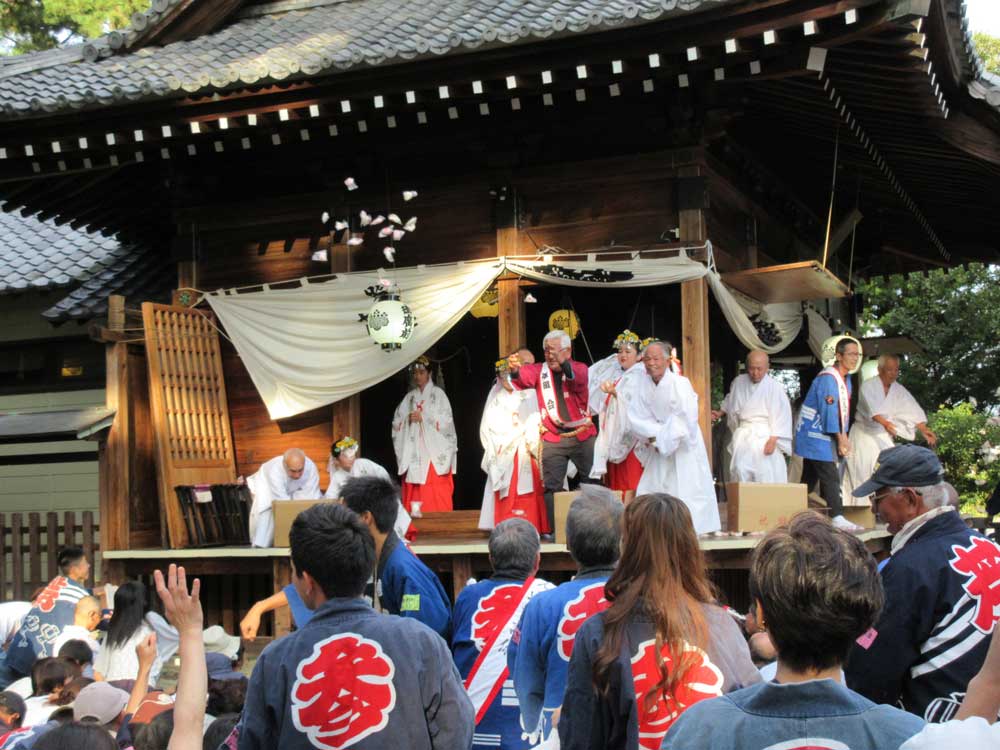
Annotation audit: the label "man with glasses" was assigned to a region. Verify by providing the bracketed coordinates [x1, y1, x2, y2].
[794, 336, 863, 531]
[845, 444, 1000, 722]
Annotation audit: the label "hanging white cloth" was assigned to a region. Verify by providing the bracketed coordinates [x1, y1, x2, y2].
[392, 380, 457, 485]
[806, 306, 833, 361]
[504, 253, 707, 288]
[705, 272, 803, 355]
[478, 380, 542, 530]
[627, 370, 721, 534]
[721, 374, 792, 483]
[842, 378, 928, 503]
[589, 363, 650, 480]
[247, 454, 321, 547]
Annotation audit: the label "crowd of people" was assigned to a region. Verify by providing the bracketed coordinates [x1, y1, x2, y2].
[0, 448, 995, 750]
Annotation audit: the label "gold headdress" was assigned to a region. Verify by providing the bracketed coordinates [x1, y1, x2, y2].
[613, 329, 642, 351]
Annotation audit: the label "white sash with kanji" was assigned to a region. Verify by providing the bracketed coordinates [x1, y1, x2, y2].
[463, 577, 550, 722]
[818, 366, 850, 432]
[539, 365, 589, 429]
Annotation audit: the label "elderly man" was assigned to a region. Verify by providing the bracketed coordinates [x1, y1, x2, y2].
[479, 350, 548, 534]
[845, 445, 1000, 722]
[794, 337, 862, 531]
[452, 519, 553, 750]
[509, 331, 598, 539]
[509, 485, 623, 743]
[392, 356, 458, 515]
[712, 350, 793, 483]
[626, 341, 721, 534]
[247, 448, 320, 547]
[843, 354, 937, 501]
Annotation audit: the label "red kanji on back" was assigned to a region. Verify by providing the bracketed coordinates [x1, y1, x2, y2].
[630, 639, 724, 750]
[33, 577, 68, 614]
[556, 582, 610, 661]
[471, 584, 522, 651]
[950, 536, 1000, 633]
[291, 632, 396, 749]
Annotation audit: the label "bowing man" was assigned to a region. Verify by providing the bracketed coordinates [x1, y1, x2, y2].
[392, 356, 458, 516]
[247, 448, 321, 548]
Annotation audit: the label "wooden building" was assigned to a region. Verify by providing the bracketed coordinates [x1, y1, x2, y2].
[0, 0, 997, 628]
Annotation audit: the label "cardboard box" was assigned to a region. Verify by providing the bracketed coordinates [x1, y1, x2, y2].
[725, 482, 807, 533]
[553, 489, 622, 544]
[841, 505, 877, 529]
[273, 499, 328, 547]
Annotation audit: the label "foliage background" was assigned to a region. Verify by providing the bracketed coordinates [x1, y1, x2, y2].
[1, 1, 146, 55]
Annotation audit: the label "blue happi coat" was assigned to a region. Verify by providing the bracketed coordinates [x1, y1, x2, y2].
[453, 577, 552, 750]
[508, 570, 613, 742]
[373, 532, 452, 639]
[7, 576, 89, 676]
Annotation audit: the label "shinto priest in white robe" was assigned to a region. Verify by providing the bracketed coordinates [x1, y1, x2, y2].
[627, 369, 721, 534]
[720, 373, 793, 483]
[477, 378, 545, 530]
[842, 376, 928, 503]
[323, 444, 412, 539]
[247, 454, 321, 547]
[392, 376, 458, 512]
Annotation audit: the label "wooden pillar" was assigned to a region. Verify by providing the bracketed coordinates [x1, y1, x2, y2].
[272, 557, 292, 637]
[100, 342, 132, 550]
[678, 166, 712, 462]
[496, 188, 525, 356]
[331, 241, 361, 440]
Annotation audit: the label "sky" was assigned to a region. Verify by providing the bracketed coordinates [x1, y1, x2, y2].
[966, 0, 1000, 35]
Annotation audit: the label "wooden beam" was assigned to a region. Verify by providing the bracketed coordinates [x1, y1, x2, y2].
[678, 166, 712, 464]
[825, 207, 864, 262]
[496, 186, 524, 357]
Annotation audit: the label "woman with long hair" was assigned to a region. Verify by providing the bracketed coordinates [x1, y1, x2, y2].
[559, 493, 759, 750]
[93, 582, 172, 688]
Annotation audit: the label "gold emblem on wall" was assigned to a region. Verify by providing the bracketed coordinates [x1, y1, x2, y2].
[548, 309, 580, 339]
[470, 287, 499, 318]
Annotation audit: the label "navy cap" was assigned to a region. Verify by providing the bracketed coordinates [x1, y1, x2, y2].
[852, 444, 943, 497]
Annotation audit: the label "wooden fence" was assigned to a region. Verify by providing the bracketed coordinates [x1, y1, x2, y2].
[0, 511, 99, 601]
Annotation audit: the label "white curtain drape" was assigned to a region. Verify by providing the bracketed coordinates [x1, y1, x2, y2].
[205, 251, 811, 420]
[705, 273, 803, 354]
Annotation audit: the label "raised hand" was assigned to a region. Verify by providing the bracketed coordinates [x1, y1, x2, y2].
[154, 564, 203, 634]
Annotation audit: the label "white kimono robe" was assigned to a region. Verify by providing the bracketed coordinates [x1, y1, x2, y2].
[478, 380, 542, 529]
[392, 381, 458, 484]
[247, 454, 321, 547]
[721, 374, 793, 483]
[842, 377, 928, 503]
[323, 457, 411, 538]
[589, 363, 651, 480]
[627, 370, 721, 534]
[587, 354, 625, 415]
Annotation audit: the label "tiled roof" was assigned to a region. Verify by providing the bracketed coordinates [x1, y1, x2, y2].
[0, 0, 729, 118]
[0, 208, 171, 322]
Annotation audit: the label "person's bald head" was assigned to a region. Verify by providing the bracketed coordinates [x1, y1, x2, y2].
[283, 448, 306, 480]
[943, 482, 960, 510]
[74, 596, 101, 632]
[746, 350, 770, 384]
[516, 348, 535, 365]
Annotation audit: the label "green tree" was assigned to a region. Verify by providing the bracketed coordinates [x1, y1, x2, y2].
[1, 0, 146, 55]
[974, 32, 1000, 75]
[856, 264, 1000, 412]
[928, 403, 1000, 513]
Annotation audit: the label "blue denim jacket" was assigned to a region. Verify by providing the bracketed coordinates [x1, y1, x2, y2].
[662, 678, 925, 750]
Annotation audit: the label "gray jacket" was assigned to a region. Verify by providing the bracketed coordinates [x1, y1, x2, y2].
[237, 597, 473, 750]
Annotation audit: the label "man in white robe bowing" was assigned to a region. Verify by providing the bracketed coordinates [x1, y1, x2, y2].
[479, 351, 549, 534]
[247, 447, 321, 547]
[712, 350, 793, 483]
[843, 354, 937, 501]
[392, 355, 458, 516]
[627, 341, 721, 534]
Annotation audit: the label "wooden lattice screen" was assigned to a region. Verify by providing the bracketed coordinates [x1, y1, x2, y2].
[143, 303, 237, 548]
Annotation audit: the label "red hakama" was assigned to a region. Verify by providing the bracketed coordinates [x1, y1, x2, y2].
[605, 449, 643, 494]
[494, 454, 550, 534]
[402, 464, 454, 513]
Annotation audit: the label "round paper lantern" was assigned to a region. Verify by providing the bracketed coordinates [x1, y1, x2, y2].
[820, 334, 863, 374]
[366, 293, 415, 351]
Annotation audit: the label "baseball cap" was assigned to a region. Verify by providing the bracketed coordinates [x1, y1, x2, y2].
[852, 444, 944, 498]
[206, 652, 246, 682]
[74, 682, 129, 725]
